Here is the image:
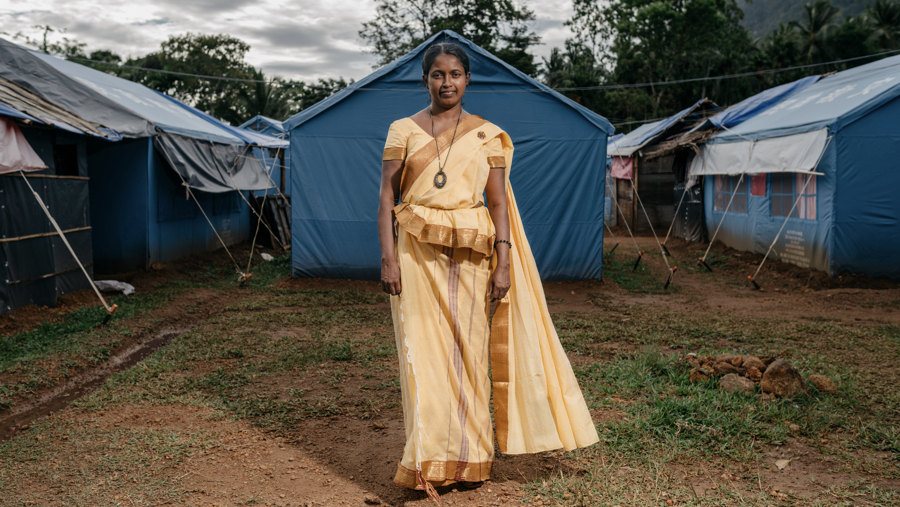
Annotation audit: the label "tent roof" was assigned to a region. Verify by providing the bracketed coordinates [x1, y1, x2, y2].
[608, 99, 719, 157]
[0, 102, 40, 123]
[717, 54, 900, 142]
[705, 75, 821, 131]
[157, 94, 288, 148]
[0, 38, 148, 139]
[28, 50, 245, 144]
[239, 115, 286, 134]
[283, 30, 613, 135]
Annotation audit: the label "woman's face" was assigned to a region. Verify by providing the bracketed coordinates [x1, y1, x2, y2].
[425, 53, 469, 110]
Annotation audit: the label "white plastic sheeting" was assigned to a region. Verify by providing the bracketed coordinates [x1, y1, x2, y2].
[95, 280, 136, 295]
[0, 117, 46, 174]
[690, 129, 829, 176]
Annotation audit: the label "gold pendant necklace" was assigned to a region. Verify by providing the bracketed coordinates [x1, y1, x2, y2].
[430, 107, 462, 189]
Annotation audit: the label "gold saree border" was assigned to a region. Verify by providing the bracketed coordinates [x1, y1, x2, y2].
[487, 155, 506, 168]
[394, 203, 495, 256]
[490, 300, 511, 453]
[401, 115, 489, 198]
[383, 146, 407, 161]
[394, 461, 493, 490]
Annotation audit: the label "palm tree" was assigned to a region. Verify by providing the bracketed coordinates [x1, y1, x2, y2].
[789, 0, 842, 63]
[238, 68, 295, 121]
[868, 0, 900, 51]
[763, 23, 802, 69]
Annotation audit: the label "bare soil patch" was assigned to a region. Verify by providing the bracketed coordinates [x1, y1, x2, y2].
[2, 234, 899, 506]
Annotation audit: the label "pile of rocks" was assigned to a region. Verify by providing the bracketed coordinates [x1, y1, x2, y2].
[685, 352, 837, 399]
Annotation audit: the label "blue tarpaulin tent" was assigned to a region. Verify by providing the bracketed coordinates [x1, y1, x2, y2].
[240, 115, 287, 137]
[697, 76, 820, 132]
[608, 100, 713, 157]
[283, 30, 613, 280]
[693, 55, 900, 280]
[239, 115, 290, 195]
[606, 100, 720, 232]
[0, 38, 275, 274]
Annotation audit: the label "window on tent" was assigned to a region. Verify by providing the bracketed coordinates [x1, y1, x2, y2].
[770, 173, 816, 220]
[713, 175, 748, 213]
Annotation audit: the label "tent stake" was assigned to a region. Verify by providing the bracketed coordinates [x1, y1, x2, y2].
[632, 251, 645, 272]
[698, 257, 713, 272]
[608, 241, 620, 255]
[748, 276, 762, 290]
[100, 304, 119, 326]
[661, 242, 674, 259]
[664, 266, 678, 289]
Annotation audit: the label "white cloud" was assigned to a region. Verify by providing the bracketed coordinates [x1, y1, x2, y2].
[1, 0, 574, 82]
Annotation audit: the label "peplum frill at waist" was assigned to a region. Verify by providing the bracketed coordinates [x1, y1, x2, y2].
[394, 202, 495, 256]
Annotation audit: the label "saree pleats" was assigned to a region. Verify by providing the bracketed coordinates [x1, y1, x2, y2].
[392, 230, 494, 489]
[491, 181, 600, 454]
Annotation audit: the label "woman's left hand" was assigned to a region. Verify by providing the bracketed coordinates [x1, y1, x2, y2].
[489, 264, 511, 300]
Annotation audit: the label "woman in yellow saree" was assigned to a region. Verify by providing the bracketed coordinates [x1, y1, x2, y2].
[377, 43, 598, 496]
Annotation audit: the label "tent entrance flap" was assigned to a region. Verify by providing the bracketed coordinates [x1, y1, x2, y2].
[153, 134, 273, 194]
[691, 129, 828, 176]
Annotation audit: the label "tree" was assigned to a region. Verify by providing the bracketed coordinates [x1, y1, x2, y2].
[867, 0, 900, 50]
[592, 0, 757, 118]
[789, 0, 842, 63]
[125, 33, 256, 125]
[829, 15, 876, 65]
[541, 42, 607, 111]
[16, 25, 87, 58]
[239, 69, 296, 121]
[359, 0, 541, 76]
[290, 78, 352, 113]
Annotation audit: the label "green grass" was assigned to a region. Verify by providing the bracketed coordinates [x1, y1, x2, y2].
[603, 253, 680, 294]
[0, 287, 178, 371]
[578, 349, 859, 460]
[77, 296, 397, 428]
[0, 415, 213, 506]
[3, 248, 898, 506]
[862, 300, 900, 310]
[0, 252, 295, 410]
[683, 252, 733, 273]
[225, 288, 387, 310]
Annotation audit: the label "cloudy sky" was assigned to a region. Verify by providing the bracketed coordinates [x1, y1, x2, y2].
[1, 0, 576, 82]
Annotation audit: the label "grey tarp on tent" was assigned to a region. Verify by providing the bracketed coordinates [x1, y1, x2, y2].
[0, 38, 153, 138]
[154, 134, 272, 194]
[1, 37, 273, 194]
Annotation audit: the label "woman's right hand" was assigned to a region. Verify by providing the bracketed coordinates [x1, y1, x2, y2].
[381, 259, 402, 296]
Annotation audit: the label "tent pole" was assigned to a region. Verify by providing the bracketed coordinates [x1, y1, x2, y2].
[748, 135, 833, 289]
[279, 147, 286, 194]
[196, 134, 288, 255]
[607, 141, 646, 271]
[749, 172, 815, 290]
[629, 177, 676, 286]
[156, 143, 247, 281]
[606, 173, 643, 259]
[245, 148, 286, 274]
[662, 175, 692, 252]
[17, 171, 117, 323]
[699, 173, 745, 271]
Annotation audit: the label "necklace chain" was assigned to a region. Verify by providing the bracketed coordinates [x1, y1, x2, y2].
[430, 107, 462, 189]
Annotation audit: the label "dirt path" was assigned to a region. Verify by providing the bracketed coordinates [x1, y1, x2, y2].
[1, 236, 898, 506]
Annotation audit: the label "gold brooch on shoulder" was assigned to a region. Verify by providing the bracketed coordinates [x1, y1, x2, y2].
[477, 131, 485, 140]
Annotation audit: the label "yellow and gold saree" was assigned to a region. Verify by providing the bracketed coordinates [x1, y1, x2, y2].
[383, 116, 598, 491]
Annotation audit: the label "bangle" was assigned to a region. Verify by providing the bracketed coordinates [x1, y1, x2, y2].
[494, 239, 512, 249]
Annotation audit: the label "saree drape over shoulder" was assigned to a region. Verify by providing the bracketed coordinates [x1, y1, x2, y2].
[383, 116, 598, 491]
